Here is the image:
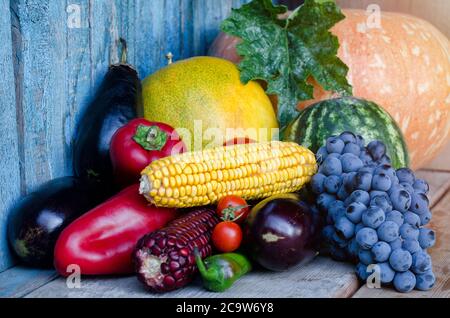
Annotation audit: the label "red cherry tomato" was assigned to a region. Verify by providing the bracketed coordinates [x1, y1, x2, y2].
[110, 118, 186, 187]
[223, 137, 256, 147]
[217, 195, 249, 224]
[212, 221, 243, 253]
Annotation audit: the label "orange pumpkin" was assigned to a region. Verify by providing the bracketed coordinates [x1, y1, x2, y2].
[209, 9, 450, 169]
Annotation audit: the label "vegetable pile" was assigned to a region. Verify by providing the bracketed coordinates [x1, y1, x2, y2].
[7, 0, 443, 296]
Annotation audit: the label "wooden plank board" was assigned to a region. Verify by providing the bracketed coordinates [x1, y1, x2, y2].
[0, 267, 57, 298]
[0, 0, 21, 272]
[25, 257, 358, 298]
[353, 184, 450, 298]
[16, 0, 68, 192]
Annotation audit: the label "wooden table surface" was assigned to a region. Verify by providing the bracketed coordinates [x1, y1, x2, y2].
[1, 144, 449, 298]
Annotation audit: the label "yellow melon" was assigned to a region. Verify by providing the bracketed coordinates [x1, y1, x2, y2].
[141, 56, 279, 150]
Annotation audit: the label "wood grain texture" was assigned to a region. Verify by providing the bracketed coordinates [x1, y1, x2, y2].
[353, 180, 450, 298]
[25, 257, 359, 298]
[0, 1, 21, 272]
[9, 0, 251, 192]
[0, 266, 57, 298]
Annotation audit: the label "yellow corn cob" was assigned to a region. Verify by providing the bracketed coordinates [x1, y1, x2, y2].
[139, 141, 317, 208]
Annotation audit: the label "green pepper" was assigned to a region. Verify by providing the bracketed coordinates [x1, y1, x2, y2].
[194, 248, 252, 292]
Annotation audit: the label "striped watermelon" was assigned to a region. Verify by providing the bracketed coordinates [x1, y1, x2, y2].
[282, 97, 409, 168]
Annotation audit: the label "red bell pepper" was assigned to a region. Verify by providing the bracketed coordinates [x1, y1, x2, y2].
[110, 118, 185, 187]
[54, 184, 178, 276]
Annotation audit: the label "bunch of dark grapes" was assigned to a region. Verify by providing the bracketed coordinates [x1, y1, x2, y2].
[311, 131, 436, 293]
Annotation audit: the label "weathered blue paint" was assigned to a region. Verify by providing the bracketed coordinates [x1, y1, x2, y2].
[0, 1, 21, 272]
[0, 0, 250, 272]
[0, 266, 57, 297]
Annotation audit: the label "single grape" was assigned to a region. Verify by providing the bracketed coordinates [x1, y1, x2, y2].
[354, 222, 364, 232]
[400, 223, 420, 241]
[359, 165, 375, 174]
[347, 238, 360, 261]
[377, 262, 395, 284]
[374, 164, 395, 179]
[356, 227, 378, 249]
[411, 251, 432, 274]
[362, 206, 386, 229]
[311, 173, 326, 194]
[316, 146, 328, 163]
[324, 175, 342, 194]
[330, 206, 346, 224]
[370, 195, 393, 213]
[403, 212, 421, 228]
[356, 135, 365, 147]
[410, 192, 429, 214]
[348, 190, 370, 206]
[396, 168, 415, 184]
[353, 171, 372, 191]
[401, 182, 415, 195]
[339, 131, 357, 144]
[389, 238, 402, 250]
[341, 153, 364, 173]
[419, 210, 432, 226]
[332, 231, 348, 248]
[329, 244, 348, 261]
[415, 270, 436, 291]
[369, 190, 390, 202]
[389, 249, 412, 272]
[418, 228, 436, 249]
[393, 271, 416, 293]
[389, 187, 412, 213]
[385, 210, 404, 227]
[343, 172, 357, 193]
[322, 225, 335, 244]
[321, 156, 343, 176]
[371, 241, 391, 262]
[337, 185, 350, 200]
[328, 200, 345, 214]
[326, 137, 345, 154]
[413, 179, 429, 194]
[377, 221, 399, 242]
[359, 149, 374, 165]
[372, 173, 392, 191]
[335, 216, 355, 240]
[367, 140, 386, 161]
[356, 263, 369, 281]
[358, 249, 374, 265]
[378, 155, 391, 165]
[343, 142, 361, 156]
[402, 239, 421, 254]
[345, 202, 367, 224]
[317, 193, 336, 212]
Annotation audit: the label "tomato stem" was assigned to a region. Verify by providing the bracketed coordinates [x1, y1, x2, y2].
[221, 205, 249, 222]
[133, 125, 168, 151]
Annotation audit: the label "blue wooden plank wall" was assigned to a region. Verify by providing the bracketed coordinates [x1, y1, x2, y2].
[0, 0, 252, 272]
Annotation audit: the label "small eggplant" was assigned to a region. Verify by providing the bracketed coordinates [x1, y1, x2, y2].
[7, 177, 104, 267]
[72, 39, 141, 195]
[245, 193, 318, 271]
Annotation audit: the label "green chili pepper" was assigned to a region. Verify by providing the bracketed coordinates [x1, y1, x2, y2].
[194, 248, 252, 292]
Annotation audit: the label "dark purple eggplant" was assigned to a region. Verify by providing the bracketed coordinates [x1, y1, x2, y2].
[7, 177, 104, 268]
[72, 39, 141, 195]
[245, 194, 318, 271]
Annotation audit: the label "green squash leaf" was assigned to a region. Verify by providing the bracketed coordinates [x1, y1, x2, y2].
[221, 0, 352, 129]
